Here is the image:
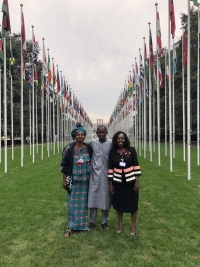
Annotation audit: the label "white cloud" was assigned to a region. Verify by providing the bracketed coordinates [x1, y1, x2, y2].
[8, 0, 189, 123]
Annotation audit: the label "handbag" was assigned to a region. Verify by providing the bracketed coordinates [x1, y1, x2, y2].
[66, 176, 72, 193]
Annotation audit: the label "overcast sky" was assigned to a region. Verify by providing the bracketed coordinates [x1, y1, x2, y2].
[8, 0, 191, 124]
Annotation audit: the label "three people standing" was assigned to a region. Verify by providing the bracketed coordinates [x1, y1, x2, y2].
[61, 124, 141, 236]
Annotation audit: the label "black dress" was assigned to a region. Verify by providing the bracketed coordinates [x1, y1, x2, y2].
[108, 147, 141, 213]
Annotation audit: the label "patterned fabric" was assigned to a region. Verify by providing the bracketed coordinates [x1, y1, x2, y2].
[67, 147, 91, 230]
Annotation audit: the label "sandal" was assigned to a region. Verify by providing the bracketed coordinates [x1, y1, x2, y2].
[130, 225, 136, 236]
[64, 228, 74, 237]
[117, 223, 124, 234]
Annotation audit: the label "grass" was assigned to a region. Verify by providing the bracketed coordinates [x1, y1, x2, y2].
[0, 143, 200, 267]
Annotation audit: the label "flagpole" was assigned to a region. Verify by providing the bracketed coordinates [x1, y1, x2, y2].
[3, 36, 7, 172]
[29, 58, 32, 156]
[153, 64, 156, 154]
[41, 38, 45, 160]
[0, 67, 1, 164]
[35, 70, 38, 154]
[41, 69, 44, 160]
[9, 36, 14, 160]
[52, 58, 55, 155]
[56, 65, 60, 152]
[20, 4, 24, 167]
[47, 49, 50, 157]
[143, 38, 147, 158]
[155, 3, 161, 166]
[165, 49, 168, 156]
[182, 23, 186, 162]
[168, 0, 173, 171]
[32, 25, 35, 163]
[172, 40, 175, 158]
[197, 4, 200, 165]
[138, 50, 142, 157]
[148, 22, 152, 162]
[187, 0, 191, 180]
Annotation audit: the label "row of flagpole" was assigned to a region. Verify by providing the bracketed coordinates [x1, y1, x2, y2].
[108, 0, 200, 180]
[1, 1, 93, 173]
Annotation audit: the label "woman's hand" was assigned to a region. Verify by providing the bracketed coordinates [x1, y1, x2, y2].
[110, 183, 114, 195]
[133, 177, 139, 193]
[62, 174, 67, 190]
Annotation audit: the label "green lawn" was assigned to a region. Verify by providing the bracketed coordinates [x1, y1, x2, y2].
[0, 144, 199, 267]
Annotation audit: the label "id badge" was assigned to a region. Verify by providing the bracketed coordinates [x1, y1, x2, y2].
[119, 162, 126, 167]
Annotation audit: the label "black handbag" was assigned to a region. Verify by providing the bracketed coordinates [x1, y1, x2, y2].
[65, 176, 72, 193]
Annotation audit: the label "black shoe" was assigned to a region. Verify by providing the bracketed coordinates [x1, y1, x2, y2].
[88, 223, 95, 231]
[101, 223, 109, 230]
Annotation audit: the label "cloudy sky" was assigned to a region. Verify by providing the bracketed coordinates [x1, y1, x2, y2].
[8, 0, 191, 124]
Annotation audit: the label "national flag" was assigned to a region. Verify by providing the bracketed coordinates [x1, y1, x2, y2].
[34, 71, 38, 93]
[153, 65, 157, 90]
[166, 53, 169, 80]
[139, 52, 144, 80]
[28, 63, 32, 89]
[48, 54, 52, 82]
[170, 0, 176, 39]
[1, 0, 11, 38]
[52, 61, 56, 87]
[21, 9, 26, 79]
[159, 59, 163, 88]
[173, 44, 177, 74]
[128, 75, 133, 96]
[145, 79, 149, 99]
[144, 42, 148, 76]
[156, 11, 162, 54]
[149, 29, 154, 67]
[183, 29, 187, 67]
[33, 33, 38, 66]
[135, 62, 140, 87]
[192, 0, 198, 6]
[57, 69, 60, 93]
[9, 40, 15, 77]
[42, 42, 48, 76]
[0, 39, 3, 68]
[21, 10, 26, 52]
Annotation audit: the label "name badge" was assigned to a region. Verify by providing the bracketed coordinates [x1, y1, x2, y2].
[119, 162, 126, 167]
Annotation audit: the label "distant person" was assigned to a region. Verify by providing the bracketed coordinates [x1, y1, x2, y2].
[108, 131, 141, 235]
[88, 125, 112, 230]
[61, 122, 93, 237]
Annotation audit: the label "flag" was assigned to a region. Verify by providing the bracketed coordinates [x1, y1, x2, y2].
[52, 61, 56, 87]
[145, 79, 149, 99]
[173, 44, 177, 74]
[48, 54, 52, 82]
[170, 0, 176, 39]
[183, 29, 187, 67]
[57, 69, 60, 93]
[156, 11, 162, 54]
[42, 42, 48, 76]
[139, 52, 144, 80]
[166, 53, 169, 80]
[0, 39, 3, 68]
[28, 64, 32, 89]
[149, 29, 154, 67]
[153, 65, 157, 90]
[135, 62, 140, 87]
[9, 40, 15, 77]
[21, 10, 26, 52]
[34, 71, 38, 93]
[192, 0, 198, 6]
[144, 42, 148, 76]
[159, 59, 163, 88]
[33, 33, 38, 66]
[1, 0, 11, 38]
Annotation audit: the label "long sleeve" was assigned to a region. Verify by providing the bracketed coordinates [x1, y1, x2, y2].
[108, 150, 114, 180]
[131, 147, 141, 176]
[61, 145, 70, 175]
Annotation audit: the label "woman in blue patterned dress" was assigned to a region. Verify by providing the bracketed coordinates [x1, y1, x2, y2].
[61, 123, 92, 237]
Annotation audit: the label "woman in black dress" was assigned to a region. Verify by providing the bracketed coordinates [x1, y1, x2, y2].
[108, 131, 141, 235]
